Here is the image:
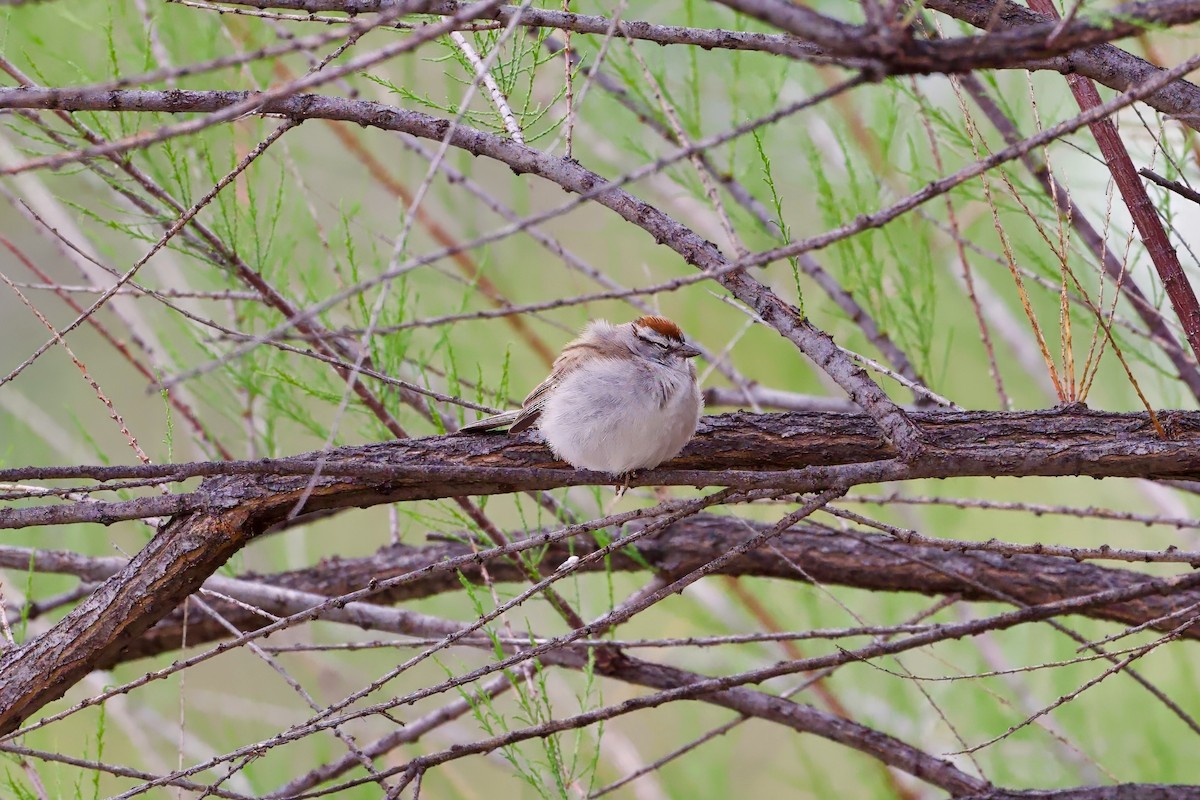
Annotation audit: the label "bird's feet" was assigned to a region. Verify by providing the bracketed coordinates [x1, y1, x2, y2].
[611, 468, 648, 502]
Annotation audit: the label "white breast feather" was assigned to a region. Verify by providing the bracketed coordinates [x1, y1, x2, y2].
[535, 357, 701, 474]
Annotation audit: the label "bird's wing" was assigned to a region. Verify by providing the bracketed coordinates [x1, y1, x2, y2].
[463, 344, 602, 434]
[460, 409, 522, 432]
[507, 373, 558, 433]
[509, 346, 600, 433]
[462, 371, 562, 434]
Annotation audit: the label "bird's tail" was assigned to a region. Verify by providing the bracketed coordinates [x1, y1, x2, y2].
[460, 409, 522, 433]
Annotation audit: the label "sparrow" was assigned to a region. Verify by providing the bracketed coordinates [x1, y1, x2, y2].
[463, 316, 703, 475]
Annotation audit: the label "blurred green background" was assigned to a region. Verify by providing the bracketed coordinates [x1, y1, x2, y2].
[3, 0, 1200, 796]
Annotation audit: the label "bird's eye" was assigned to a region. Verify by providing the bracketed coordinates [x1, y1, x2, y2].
[654, 341, 669, 349]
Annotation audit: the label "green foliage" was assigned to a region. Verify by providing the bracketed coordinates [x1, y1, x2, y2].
[4, 1, 1200, 797]
[752, 129, 804, 314]
[90, 702, 106, 800]
[0, 762, 40, 800]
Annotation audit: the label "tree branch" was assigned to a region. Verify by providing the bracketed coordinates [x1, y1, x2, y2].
[716, 0, 1200, 78]
[226, 0, 1200, 80]
[4, 410, 1200, 530]
[1, 408, 1199, 732]
[10, 511, 1194, 667]
[926, 0, 1200, 129]
[1027, 0, 1200, 366]
[958, 786, 1200, 799]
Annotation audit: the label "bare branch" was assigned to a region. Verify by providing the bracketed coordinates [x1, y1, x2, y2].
[11, 510, 1196, 667]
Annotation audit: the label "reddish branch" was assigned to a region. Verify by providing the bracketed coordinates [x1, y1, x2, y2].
[925, 0, 1200, 131]
[951, 71, 1200, 400]
[1027, 0, 1200, 367]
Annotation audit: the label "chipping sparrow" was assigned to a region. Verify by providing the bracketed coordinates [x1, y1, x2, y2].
[462, 316, 703, 475]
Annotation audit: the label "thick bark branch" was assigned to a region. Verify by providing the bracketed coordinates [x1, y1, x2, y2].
[202, 0, 1200, 128]
[1, 409, 1199, 734]
[960, 787, 1200, 799]
[226, 0, 1200, 80]
[43, 513, 1200, 666]
[925, 0, 1200, 128]
[715, 0, 1200, 73]
[3, 409, 1200, 530]
[0, 509, 257, 737]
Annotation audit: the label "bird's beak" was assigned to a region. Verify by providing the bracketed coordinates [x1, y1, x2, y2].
[678, 343, 702, 359]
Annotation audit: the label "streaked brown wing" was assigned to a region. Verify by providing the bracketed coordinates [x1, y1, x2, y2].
[508, 407, 542, 434]
[460, 409, 521, 432]
[508, 374, 557, 433]
[509, 345, 597, 434]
